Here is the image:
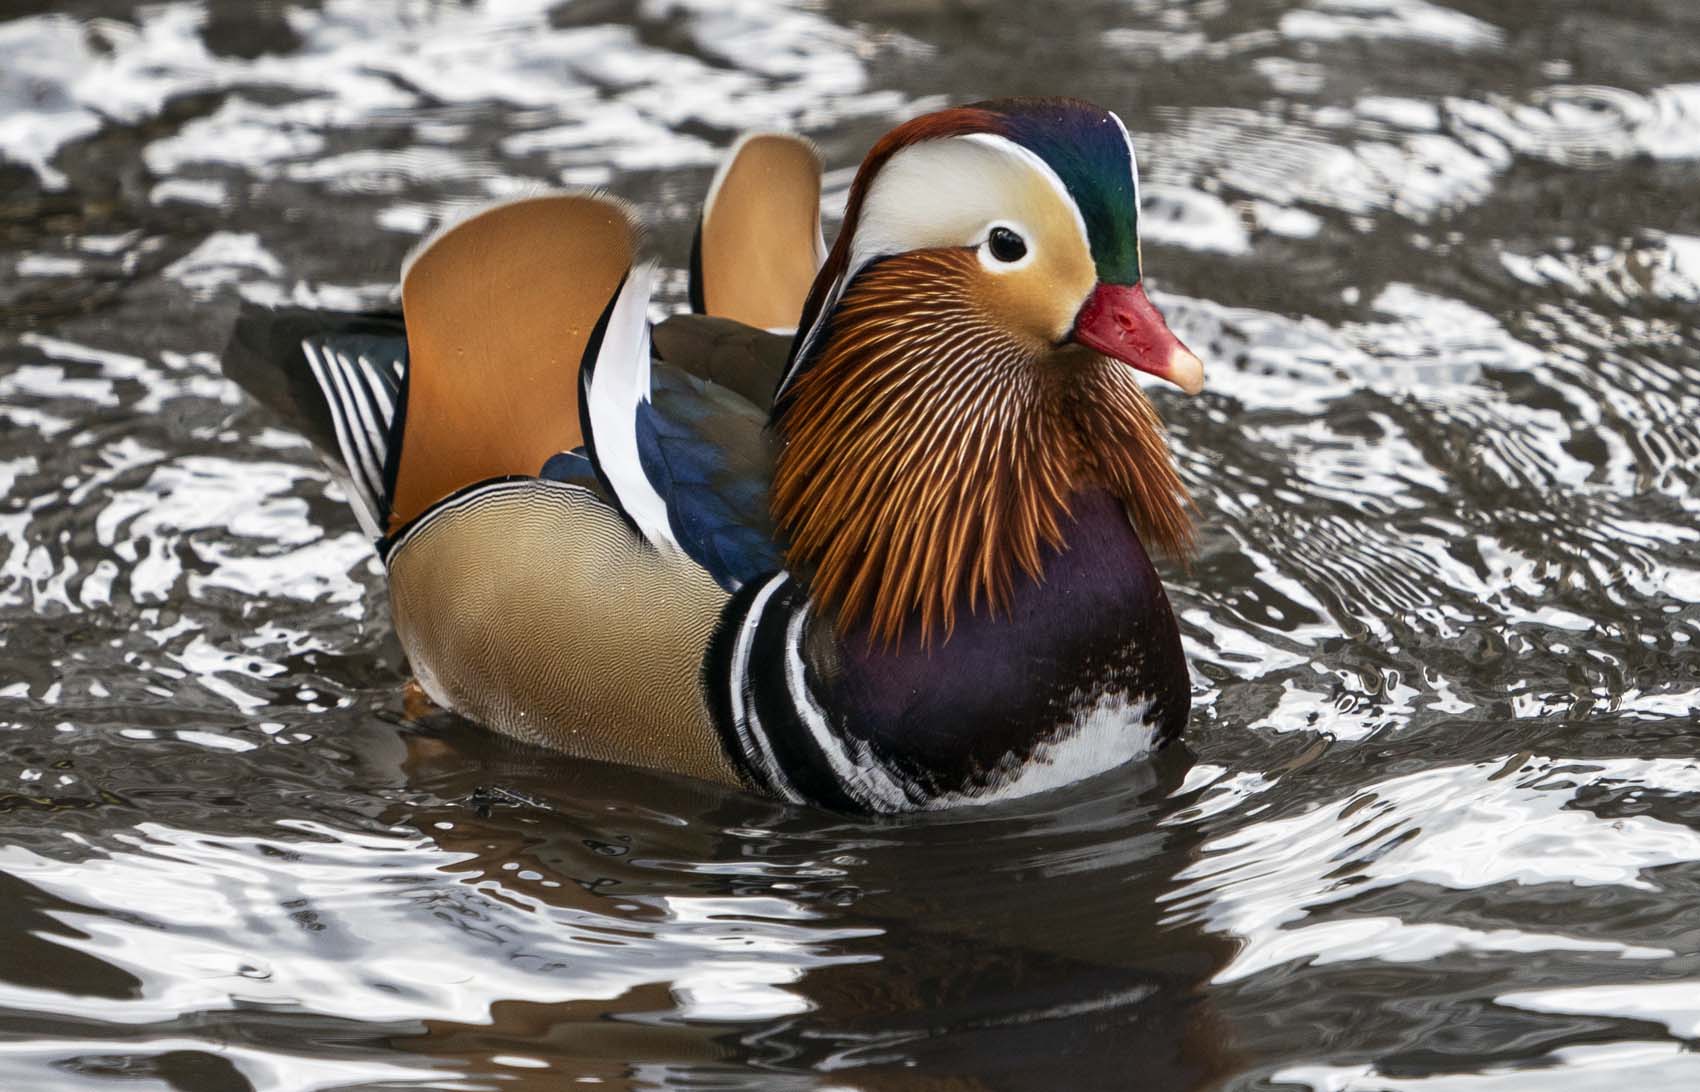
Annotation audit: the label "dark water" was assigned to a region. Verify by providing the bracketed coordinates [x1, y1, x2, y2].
[3, 0, 1700, 1088]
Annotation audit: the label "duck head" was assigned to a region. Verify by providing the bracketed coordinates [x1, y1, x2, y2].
[772, 97, 1202, 647]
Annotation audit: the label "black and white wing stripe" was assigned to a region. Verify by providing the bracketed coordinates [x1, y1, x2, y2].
[299, 334, 406, 538]
[578, 261, 685, 554]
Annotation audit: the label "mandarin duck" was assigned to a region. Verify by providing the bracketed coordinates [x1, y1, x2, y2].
[221, 97, 1205, 813]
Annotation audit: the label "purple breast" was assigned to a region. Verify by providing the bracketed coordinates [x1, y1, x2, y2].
[817, 489, 1189, 792]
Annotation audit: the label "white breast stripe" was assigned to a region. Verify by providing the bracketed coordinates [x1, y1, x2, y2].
[729, 573, 804, 803]
[782, 606, 912, 812]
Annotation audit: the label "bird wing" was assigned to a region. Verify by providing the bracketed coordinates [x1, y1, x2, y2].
[650, 313, 793, 413]
[690, 132, 825, 333]
[394, 192, 635, 529]
[578, 268, 786, 591]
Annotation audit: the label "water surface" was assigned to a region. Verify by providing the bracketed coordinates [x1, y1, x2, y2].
[3, 1, 1700, 1088]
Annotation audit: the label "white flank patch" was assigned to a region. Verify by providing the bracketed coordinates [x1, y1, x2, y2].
[934, 691, 1159, 809]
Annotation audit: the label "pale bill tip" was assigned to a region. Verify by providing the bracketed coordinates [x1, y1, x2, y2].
[1169, 345, 1205, 396]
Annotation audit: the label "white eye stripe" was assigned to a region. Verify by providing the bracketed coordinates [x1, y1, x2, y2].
[844, 133, 1090, 282]
[959, 132, 1091, 253]
[779, 126, 1101, 399]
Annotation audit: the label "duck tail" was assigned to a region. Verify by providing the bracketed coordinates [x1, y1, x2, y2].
[222, 303, 407, 540]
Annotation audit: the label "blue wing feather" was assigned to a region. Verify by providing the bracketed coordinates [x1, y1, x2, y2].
[635, 361, 784, 590]
[570, 272, 784, 588]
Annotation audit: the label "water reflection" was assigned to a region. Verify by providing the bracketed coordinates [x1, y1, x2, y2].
[389, 723, 1240, 1090]
[0, 713, 1240, 1089]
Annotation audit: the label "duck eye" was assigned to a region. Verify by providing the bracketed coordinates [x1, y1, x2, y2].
[987, 226, 1027, 263]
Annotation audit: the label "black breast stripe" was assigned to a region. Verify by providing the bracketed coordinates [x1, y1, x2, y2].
[743, 581, 865, 812]
[706, 572, 901, 812]
[703, 572, 804, 803]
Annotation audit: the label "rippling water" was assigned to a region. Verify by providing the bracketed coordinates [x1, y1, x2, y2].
[3, 1, 1699, 1088]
